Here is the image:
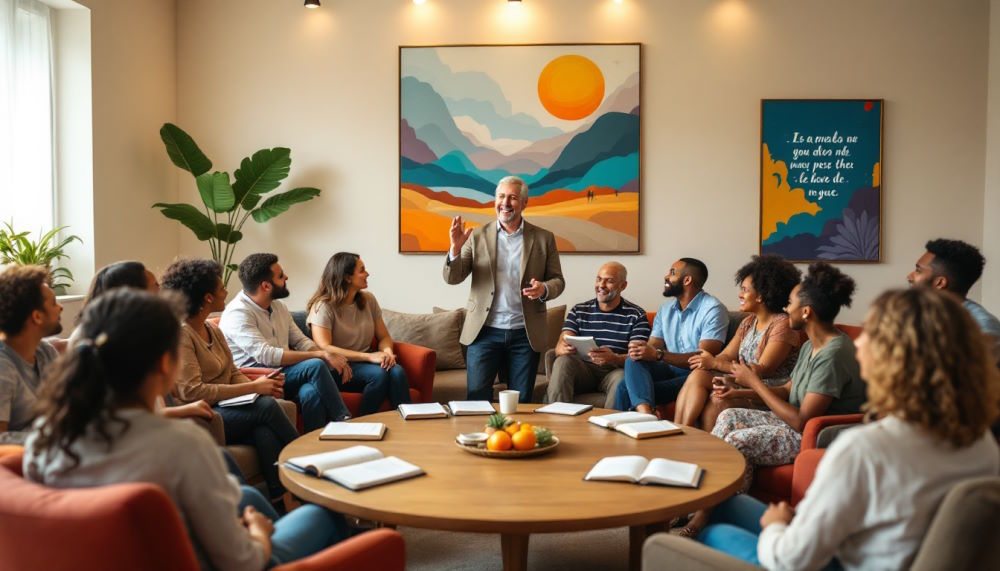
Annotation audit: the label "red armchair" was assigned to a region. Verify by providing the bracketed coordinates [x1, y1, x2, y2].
[0, 451, 405, 571]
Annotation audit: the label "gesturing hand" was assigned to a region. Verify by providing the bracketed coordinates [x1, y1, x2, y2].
[449, 216, 473, 257]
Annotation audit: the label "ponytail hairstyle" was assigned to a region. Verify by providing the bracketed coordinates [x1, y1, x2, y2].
[33, 289, 184, 470]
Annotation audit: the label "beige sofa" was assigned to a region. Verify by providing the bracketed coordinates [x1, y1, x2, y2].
[383, 305, 567, 403]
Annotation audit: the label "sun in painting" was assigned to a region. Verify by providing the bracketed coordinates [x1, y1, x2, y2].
[537, 55, 605, 120]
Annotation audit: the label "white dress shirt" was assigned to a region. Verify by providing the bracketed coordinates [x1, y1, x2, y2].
[758, 415, 1000, 571]
[218, 290, 317, 368]
[486, 222, 526, 330]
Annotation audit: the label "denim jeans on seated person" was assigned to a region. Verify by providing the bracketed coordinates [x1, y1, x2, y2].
[282, 358, 351, 430]
[698, 494, 842, 570]
[613, 359, 691, 410]
[238, 485, 349, 566]
[341, 362, 411, 416]
[465, 326, 539, 402]
[216, 396, 299, 500]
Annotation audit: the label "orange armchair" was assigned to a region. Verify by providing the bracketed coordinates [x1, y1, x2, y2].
[0, 451, 405, 571]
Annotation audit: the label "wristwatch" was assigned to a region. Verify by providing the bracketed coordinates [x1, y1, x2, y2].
[655, 348, 664, 362]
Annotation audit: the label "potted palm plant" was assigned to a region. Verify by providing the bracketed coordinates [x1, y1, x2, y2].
[0, 222, 82, 294]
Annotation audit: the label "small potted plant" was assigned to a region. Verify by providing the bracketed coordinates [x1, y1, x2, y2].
[0, 221, 82, 294]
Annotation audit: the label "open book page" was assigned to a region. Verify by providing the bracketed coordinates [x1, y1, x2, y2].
[615, 420, 683, 440]
[447, 401, 496, 415]
[285, 445, 384, 475]
[588, 411, 658, 428]
[323, 456, 424, 491]
[217, 393, 258, 407]
[534, 402, 594, 416]
[320, 422, 386, 441]
[583, 455, 649, 483]
[398, 402, 448, 419]
[564, 336, 598, 361]
[638, 458, 702, 488]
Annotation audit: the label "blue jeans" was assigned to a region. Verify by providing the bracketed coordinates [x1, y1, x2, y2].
[614, 359, 691, 410]
[239, 486, 348, 567]
[217, 396, 299, 499]
[466, 326, 539, 402]
[283, 359, 351, 430]
[698, 494, 843, 570]
[342, 362, 412, 416]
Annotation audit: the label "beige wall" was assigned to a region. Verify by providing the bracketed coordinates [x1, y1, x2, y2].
[985, 0, 1000, 310]
[77, 0, 178, 279]
[167, 0, 992, 324]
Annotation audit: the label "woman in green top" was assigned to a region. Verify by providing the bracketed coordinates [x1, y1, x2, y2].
[678, 263, 864, 537]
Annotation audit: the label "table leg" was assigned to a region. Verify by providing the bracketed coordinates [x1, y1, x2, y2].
[629, 525, 646, 571]
[501, 532, 529, 571]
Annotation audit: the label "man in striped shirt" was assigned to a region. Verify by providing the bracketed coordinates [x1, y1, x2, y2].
[545, 262, 651, 408]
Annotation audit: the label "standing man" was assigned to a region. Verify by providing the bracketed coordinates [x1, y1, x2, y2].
[444, 175, 565, 402]
[546, 262, 650, 408]
[615, 258, 729, 414]
[0, 265, 62, 444]
[907, 238, 1000, 364]
[220, 253, 353, 429]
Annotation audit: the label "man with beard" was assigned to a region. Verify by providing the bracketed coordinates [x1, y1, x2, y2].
[546, 262, 650, 408]
[444, 176, 564, 402]
[220, 253, 352, 429]
[614, 258, 729, 414]
[0, 265, 63, 443]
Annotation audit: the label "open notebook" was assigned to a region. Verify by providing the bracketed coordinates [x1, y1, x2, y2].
[584, 455, 703, 488]
[588, 412, 684, 439]
[283, 445, 424, 491]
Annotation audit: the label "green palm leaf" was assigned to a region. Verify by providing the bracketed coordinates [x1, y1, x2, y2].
[232, 148, 291, 206]
[196, 172, 236, 212]
[215, 223, 243, 244]
[152, 203, 217, 240]
[160, 123, 212, 176]
[251, 187, 320, 223]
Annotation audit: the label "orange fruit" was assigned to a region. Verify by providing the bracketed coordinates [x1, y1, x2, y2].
[487, 430, 513, 451]
[511, 429, 536, 451]
[519, 423, 534, 433]
[504, 421, 521, 436]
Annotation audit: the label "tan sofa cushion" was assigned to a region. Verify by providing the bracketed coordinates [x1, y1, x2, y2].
[384, 308, 466, 370]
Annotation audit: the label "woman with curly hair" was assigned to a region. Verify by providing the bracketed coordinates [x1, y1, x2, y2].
[161, 259, 299, 505]
[694, 287, 1000, 569]
[673, 255, 802, 430]
[676, 263, 866, 537]
[305, 253, 410, 416]
[24, 289, 349, 569]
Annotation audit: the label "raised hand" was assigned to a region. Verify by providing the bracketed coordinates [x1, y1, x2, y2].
[449, 215, 473, 257]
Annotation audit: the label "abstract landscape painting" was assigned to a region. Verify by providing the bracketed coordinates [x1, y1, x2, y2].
[399, 44, 640, 253]
[760, 99, 882, 262]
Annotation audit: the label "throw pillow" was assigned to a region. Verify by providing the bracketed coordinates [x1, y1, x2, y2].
[383, 308, 465, 370]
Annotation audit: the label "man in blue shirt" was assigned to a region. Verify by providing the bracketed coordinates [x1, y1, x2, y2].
[907, 238, 1000, 365]
[546, 262, 651, 408]
[615, 258, 729, 413]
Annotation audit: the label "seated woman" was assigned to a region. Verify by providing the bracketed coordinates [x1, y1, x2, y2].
[696, 287, 1000, 569]
[674, 255, 801, 431]
[678, 263, 866, 537]
[23, 289, 348, 569]
[161, 259, 299, 504]
[306, 253, 411, 416]
[70, 260, 213, 423]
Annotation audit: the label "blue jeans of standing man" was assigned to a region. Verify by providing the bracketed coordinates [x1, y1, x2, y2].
[614, 359, 691, 410]
[239, 485, 349, 566]
[342, 362, 412, 416]
[216, 396, 299, 500]
[282, 358, 351, 431]
[466, 326, 539, 402]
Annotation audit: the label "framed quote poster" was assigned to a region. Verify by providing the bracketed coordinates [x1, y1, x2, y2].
[399, 44, 641, 253]
[760, 99, 883, 262]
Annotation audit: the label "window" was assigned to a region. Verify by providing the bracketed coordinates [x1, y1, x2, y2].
[0, 0, 54, 233]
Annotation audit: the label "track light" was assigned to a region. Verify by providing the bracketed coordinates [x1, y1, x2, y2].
[304, 0, 320, 8]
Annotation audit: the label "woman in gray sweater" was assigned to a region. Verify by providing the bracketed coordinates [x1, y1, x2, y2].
[23, 289, 347, 570]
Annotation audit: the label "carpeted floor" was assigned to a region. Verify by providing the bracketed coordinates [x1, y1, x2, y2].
[400, 525, 631, 570]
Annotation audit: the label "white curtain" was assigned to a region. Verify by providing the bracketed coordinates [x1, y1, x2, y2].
[0, 0, 54, 234]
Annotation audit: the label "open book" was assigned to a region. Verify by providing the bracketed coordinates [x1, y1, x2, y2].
[584, 455, 703, 488]
[588, 411, 658, 428]
[447, 400, 496, 415]
[319, 422, 386, 441]
[564, 335, 599, 361]
[534, 402, 594, 416]
[398, 402, 448, 420]
[217, 393, 259, 407]
[283, 445, 424, 491]
[589, 412, 683, 439]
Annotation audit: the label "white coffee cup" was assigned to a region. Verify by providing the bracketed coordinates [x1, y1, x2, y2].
[499, 389, 519, 414]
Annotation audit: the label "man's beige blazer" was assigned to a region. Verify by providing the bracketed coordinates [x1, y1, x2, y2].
[443, 220, 564, 352]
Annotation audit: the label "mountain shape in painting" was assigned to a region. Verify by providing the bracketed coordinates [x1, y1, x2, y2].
[402, 76, 479, 156]
[400, 119, 437, 164]
[400, 157, 496, 194]
[533, 112, 639, 189]
[444, 97, 563, 142]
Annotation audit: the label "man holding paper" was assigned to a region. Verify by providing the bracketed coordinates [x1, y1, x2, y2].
[546, 262, 650, 408]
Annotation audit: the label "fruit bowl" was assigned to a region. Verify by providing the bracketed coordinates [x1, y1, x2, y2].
[455, 436, 560, 458]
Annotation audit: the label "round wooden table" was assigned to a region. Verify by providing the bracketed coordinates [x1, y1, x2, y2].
[279, 405, 745, 571]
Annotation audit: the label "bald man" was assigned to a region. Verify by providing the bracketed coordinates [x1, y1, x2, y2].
[545, 262, 651, 408]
